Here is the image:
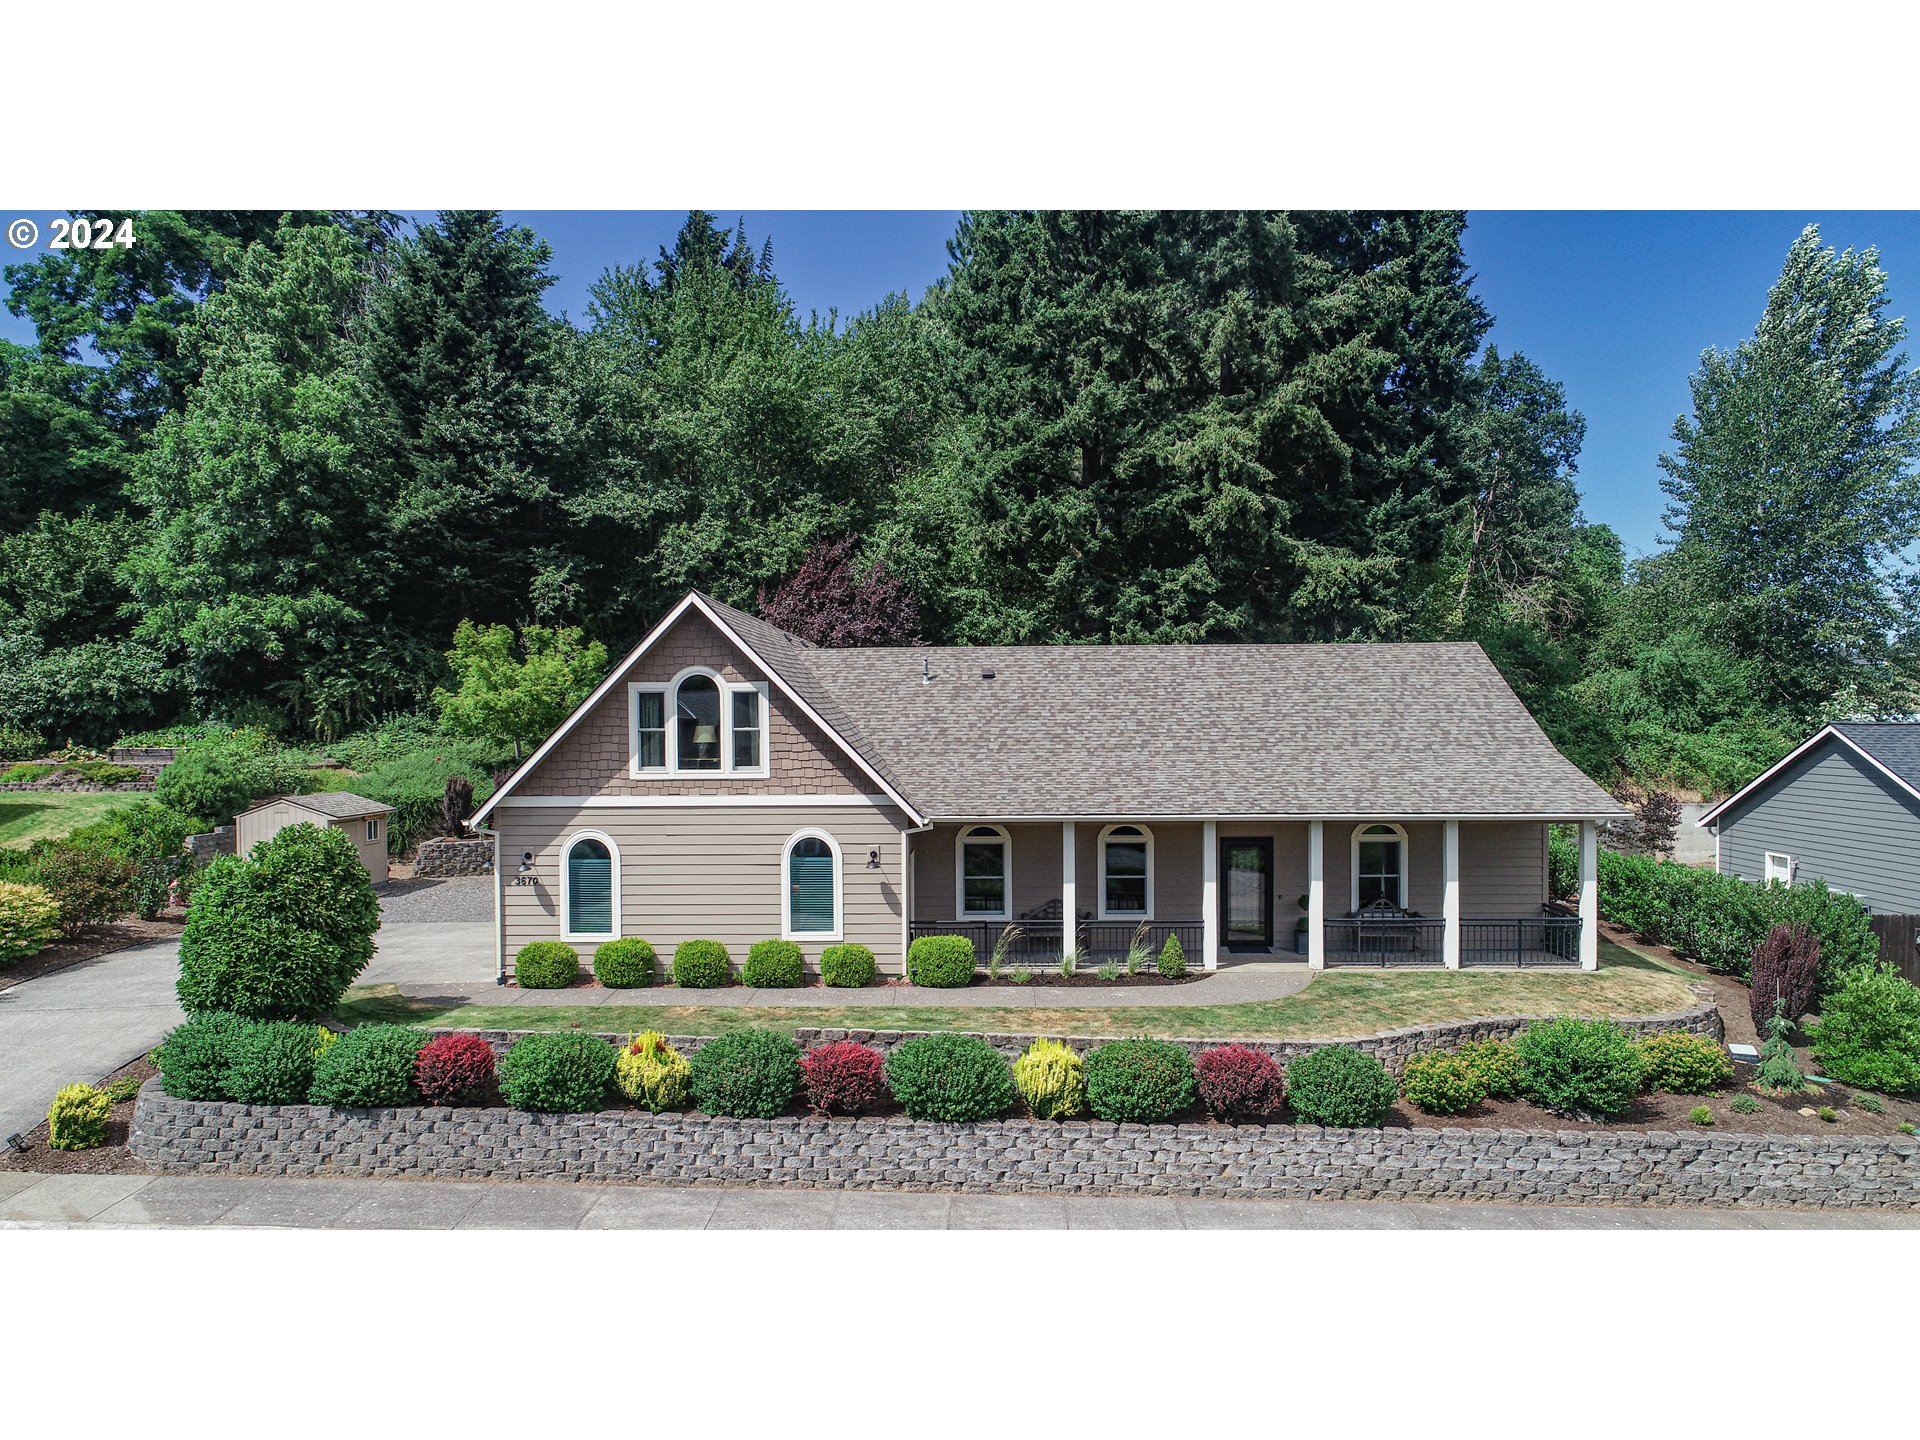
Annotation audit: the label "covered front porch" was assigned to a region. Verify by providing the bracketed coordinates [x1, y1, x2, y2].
[906, 818, 1601, 972]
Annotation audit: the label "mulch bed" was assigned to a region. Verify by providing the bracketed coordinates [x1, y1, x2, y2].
[0, 1054, 156, 1175]
[0, 916, 183, 993]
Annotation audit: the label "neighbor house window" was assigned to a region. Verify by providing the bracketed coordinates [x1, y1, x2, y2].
[956, 825, 1011, 919]
[563, 833, 619, 940]
[1098, 824, 1153, 919]
[676, 674, 722, 771]
[784, 830, 841, 940]
[1764, 852, 1793, 886]
[365, 819, 379, 842]
[630, 671, 770, 777]
[1352, 824, 1408, 910]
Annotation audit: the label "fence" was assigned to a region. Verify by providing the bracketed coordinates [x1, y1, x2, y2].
[1868, 914, 1920, 987]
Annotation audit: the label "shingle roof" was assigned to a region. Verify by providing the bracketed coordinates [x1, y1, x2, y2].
[277, 791, 394, 819]
[1830, 723, 1920, 790]
[699, 595, 1621, 821]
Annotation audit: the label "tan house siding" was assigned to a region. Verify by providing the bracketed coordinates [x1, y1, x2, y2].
[497, 802, 910, 972]
[1459, 821, 1548, 918]
[513, 610, 870, 799]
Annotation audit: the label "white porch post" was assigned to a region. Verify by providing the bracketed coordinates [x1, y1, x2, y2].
[1060, 820, 1078, 958]
[1443, 819, 1461, 969]
[901, 830, 913, 974]
[1307, 820, 1325, 969]
[1201, 820, 1219, 971]
[1578, 818, 1599, 971]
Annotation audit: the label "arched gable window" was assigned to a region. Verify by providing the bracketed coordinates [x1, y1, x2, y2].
[631, 667, 769, 777]
[955, 824, 1011, 920]
[1351, 823, 1408, 911]
[783, 829, 842, 941]
[563, 832, 619, 940]
[1098, 824, 1153, 919]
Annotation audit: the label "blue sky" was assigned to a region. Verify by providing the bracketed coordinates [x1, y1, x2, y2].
[8, 209, 1920, 555]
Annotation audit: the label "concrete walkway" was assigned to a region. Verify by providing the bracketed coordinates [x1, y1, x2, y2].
[1, 1170, 1911, 1229]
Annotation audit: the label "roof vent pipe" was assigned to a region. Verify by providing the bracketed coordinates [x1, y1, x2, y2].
[921, 657, 932, 685]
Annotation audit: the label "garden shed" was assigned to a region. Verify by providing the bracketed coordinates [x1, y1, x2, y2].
[233, 792, 395, 882]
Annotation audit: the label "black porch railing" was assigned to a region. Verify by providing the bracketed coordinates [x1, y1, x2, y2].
[1324, 912, 1582, 968]
[1323, 916, 1447, 967]
[908, 920, 1205, 968]
[1459, 914, 1582, 968]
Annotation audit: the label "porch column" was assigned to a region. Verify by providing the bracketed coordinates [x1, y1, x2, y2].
[1201, 819, 1219, 971]
[1307, 820, 1325, 969]
[1578, 818, 1599, 971]
[1443, 819, 1461, 969]
[900, 830, 913, 974]
[1060, 820, 1077, 958]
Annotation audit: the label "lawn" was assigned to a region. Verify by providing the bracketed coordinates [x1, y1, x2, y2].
[337, 937, 1703, 1041]
[0, 791, 149, 850]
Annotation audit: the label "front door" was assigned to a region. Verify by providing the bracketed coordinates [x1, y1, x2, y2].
[1221, 838, 1273, 951]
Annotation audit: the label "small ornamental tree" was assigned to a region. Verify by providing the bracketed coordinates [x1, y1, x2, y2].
[1749, 922, 1821, 1032]
[432, 621, 609, 761]
[754, 535, 923, 647]
[1758, 999, 1806, 1093]
[442, 775, 475, 838]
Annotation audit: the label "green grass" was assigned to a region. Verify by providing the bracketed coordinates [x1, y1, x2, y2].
[0, 790, 149, 850]
[337, 937, 1701, 1041]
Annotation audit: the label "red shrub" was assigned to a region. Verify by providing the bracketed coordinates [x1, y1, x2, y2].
[414, 1033, 496, 1105]
[1749, 921, 1821, 1031]
[1194, 1044, 1285, 1121]
[799, 1041, 888, 1116]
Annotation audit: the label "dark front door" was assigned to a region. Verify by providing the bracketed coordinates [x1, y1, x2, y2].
[1221, 838, 1273, 950]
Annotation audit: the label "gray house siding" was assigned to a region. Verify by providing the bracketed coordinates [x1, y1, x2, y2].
[1714, 738, 1920, 912]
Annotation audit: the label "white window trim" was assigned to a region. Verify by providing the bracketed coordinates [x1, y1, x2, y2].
[781, 827, 843, 942]
[954, 824, 1012, 921]
[365, 819, 379, 842]
[1764, 852, 1794, 886]
[560, 829, 621, 942]
[1350, 823, 1410, 912]
[628, 667, 771, 780]
[1097, 823, 1154, 920]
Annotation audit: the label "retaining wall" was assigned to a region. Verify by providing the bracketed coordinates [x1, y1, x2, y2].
[414, 837, 493, 876]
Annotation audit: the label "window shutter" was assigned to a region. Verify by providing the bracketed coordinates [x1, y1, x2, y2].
[569, 849, 613, 935]
[789, 848, 835, 934]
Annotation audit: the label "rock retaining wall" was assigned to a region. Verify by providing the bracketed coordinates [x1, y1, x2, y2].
[184, 826, 236, 864]
[129, 1082, 1920, 1209]
[414, 837, 494, 876]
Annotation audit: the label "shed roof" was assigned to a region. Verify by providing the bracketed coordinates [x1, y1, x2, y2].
[240, 791, 394, 821]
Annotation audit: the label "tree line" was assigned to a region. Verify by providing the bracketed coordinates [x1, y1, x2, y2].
[4, 209, 1917, 793]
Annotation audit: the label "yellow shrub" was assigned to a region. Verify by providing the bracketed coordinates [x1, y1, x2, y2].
[0, 880, 62, 965]
[313, 1026, 339, 1062]
[614, 1031, 691, 1112]
[1014, 1037, 1086, 1119]
[48, 1083, 112, 1150]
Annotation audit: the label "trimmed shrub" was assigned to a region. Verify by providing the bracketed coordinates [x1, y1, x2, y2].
[906, 934, 975, 987]
[1454, 1038, 1526, 1100]
[821, 942, 877, 988]
[592, 937, 656, 988]
[688, 1028, 801, 1118]
[1194, 1044, 1285, 1121]
[884, 1033, 1015, 1122]
[1400, 1051, 1485, 1115]
[224, 1019, 321, 1105]
[1013, 1037, 1087, 1120]
[1635, 1031, 1734, 1094]
[672, 939, 732, 988]
[498, 1032, 618, 1113]
[47, 1084, 112, 1150]
[0, 880, 61, 965]
[1286, 1045, 1397, 1127]
[1157, 933, 1188, 979]
[42, 839, 138, 935]
[308, 1025, 430, 1108]
[1514, 1017, 1645, 1118]
[0, 723, 44, 763]
[155, 1012, 250, 1100]
[176, 823, 380, 1020]
[1690, 1105, 1714, 1126]
[1729, 1093, 1760, 1114]
[514, 941, 579, 989]
[414, 1033, 497, 1105]
[614, 1032, 691, 1112]
[1810, 965, 1920, 1094]
[103, 1076, 141, 1105]
[1084, 1038, 1197, 1123]
[1750, 922, 1820, 1031]
[800, 1041, 889, 1116]
[744, 939, 806, 988]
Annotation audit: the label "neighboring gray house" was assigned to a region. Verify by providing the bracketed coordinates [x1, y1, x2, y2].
[1697, 723, 1920, 913]
[470, 591, 1626, 980]
[234, 791, 395, 883]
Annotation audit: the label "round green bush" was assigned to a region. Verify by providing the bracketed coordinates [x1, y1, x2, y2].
[1811, 964, 1920, 1094]
[155, 1012, 251, 1100]
[688, 1028, 801, 1118]
[1455, 1038, 1526, 1100]
[1635, 1031, 1735, 1094]
[1286, 1045, 1398, 1127]
[906, 934, 976, 987]
[673, 939, 732, 988]
[498, 1032, 619, 1112]
[308, 1025, 429, 1108]
[515, 940, 580, 989]
[884, 1033, 1015, 1121]
[1399, 1051, 1484, 1115]
[1083, 1038, 1198, 1123]
[1156, 934, 1188, 979]
[592, 937, 656, 988]
[224, 1018, 322, 1105]
[1513, 1017, 1646, 1118]
[175, 823, 380, 1020]
[820, 942, 877, 988]
[743, 939, 806, 988]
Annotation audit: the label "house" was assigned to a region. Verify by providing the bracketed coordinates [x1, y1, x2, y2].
[1697, 722, 1920, 912]
[469, 591, 1626, 979]
[234, 792, 395, 883]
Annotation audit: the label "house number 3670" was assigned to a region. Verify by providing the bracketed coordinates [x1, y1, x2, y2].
[511, 875, 538, 887]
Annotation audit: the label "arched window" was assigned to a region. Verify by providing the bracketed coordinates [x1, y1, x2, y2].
[675, 674, 722, 770]
[632, 669, 769, 777]
[955, 824, 1011, 920]
[783, 829, 842, 940]
[1098, 824, 1153, 919]
[563, 832, 619, 939]
[1351, 823, 1408, 911]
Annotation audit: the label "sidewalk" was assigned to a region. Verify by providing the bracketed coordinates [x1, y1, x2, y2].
[2, 1170, 1913, 1229]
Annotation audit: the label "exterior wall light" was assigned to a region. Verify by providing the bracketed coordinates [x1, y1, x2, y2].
[867, 849, 881, 869]
[518, 852, 534, 874]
